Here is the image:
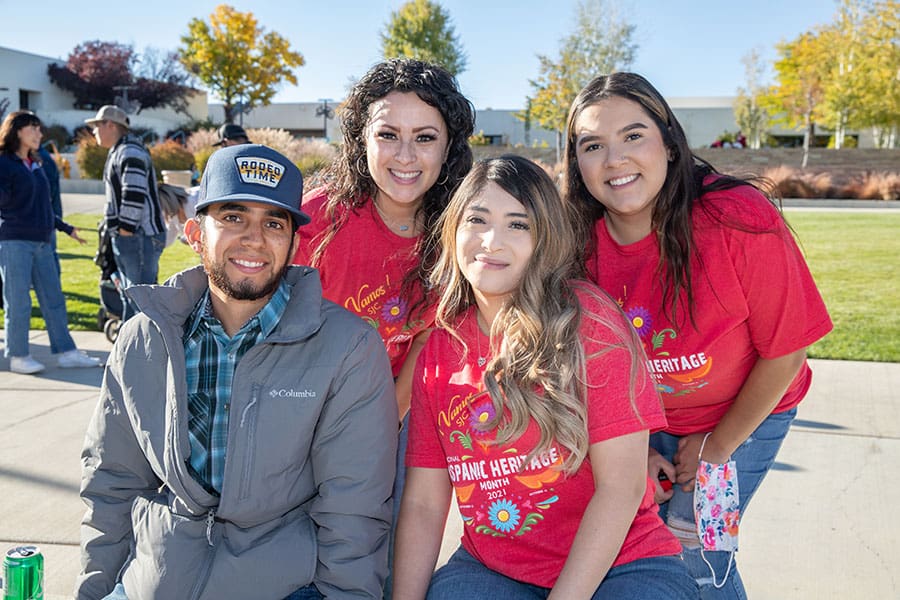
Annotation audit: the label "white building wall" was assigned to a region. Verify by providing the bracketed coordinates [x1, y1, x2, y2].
[208, 102, 342, 140]
[0, 46, 208, 140]
[473, 109, 557, 147]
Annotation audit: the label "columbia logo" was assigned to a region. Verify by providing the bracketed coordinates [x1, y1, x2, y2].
[270, 388, 317, 398]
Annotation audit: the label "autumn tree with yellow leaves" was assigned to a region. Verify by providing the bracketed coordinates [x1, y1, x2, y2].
[180, 4, 304, 124]
[524, 0, 636, 161]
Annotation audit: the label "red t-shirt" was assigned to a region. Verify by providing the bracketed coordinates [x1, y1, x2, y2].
[407, 288, 681, 588]
[293, 189, 434, 376]
[586, 183, 833, 435]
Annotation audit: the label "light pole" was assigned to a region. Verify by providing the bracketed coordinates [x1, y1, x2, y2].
[316, 99, 334, 141]
[113, 85, 140, 114]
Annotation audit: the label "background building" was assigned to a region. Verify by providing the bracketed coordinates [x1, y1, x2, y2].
[1, 45, 875, 151]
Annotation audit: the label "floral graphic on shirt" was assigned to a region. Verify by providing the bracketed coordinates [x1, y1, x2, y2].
[468, 400, 496, 439]
[440, 392, 564, 540]
[487, 499, 521, 532]
[617, 287, 713, 397]
[343, 274, 427, 362]
[381, 296, 407, 324]
[626, 306, 653, 338]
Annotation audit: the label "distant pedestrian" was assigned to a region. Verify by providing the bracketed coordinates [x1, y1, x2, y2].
[0, 110, 102, 374]
[86, 105, 166, 322]
[212, 123, 251, 147]
[37, 142, 62, 272]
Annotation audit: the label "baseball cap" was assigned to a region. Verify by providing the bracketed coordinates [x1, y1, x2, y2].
[212, 123, 249, 146]
[84, 105, 130, 129]
[196, 144, 309, 227]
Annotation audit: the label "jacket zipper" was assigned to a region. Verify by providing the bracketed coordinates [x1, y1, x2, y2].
[189, 507, 219, 600]
[238, 386, 260, 501]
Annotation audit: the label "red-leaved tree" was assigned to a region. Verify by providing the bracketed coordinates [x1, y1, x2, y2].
[48, 41, 193, 114]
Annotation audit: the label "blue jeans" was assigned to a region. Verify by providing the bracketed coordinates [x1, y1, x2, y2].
[650, 408, 796, 600]
[383, 411, 410, 599]
[110, 230, 165, 321]
[0, 239, 76, 357]
[427, 546, 698, 599]
[102, 582, 323, 600]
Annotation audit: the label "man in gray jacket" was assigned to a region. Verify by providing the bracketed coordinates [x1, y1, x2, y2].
[76, 144, 397, 600]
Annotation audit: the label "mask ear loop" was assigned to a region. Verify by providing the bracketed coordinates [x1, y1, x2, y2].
[698, 432, 736, 589]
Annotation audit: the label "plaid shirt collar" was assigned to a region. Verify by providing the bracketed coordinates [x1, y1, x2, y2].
[185, 278, 291, 342]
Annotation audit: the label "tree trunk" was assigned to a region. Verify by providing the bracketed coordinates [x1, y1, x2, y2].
[555, 130, 563, 164]
[802, 113, 813, 170]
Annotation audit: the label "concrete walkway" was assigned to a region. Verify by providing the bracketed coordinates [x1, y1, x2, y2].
[0, 329, 897, 598]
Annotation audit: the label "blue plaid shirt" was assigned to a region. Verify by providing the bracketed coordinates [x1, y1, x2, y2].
[183, 280, 290, 494]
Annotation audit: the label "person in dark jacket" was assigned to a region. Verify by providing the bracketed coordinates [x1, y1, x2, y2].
[76, 144, 397, 600]
[0, 110, 101, 374]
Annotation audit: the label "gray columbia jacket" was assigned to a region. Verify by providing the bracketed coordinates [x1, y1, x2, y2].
[75, 265, 397, 600]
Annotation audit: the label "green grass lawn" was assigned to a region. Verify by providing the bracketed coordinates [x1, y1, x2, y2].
[2, 211, 898, 362]
[2, 213, 199, 332]
[785, 211, 899, 362]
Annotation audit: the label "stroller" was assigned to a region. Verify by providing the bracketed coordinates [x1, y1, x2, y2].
[93, 184, 190, 343]
[94, 221, 123, 343]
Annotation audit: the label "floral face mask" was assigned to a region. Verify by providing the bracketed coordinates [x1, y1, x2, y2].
[694, 433, 739, 588]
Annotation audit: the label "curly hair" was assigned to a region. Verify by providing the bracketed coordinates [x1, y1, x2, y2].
[431, 155, 644, 474]
[0, 111, 42, 159]
[562, 72, 781, 328]
[308, 58, 475, 317]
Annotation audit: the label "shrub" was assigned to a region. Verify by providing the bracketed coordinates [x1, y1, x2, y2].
[74, 133, 108, 180]
[186, 128, 220, 154]
[761, 166, 835, 199]
[849, 171, 900, 200]
[193, 146, 215, 179]
[149, 139, 195, 181]
[187, 127, 337, 181]
[469, 130, 489, 146]
[42, 124, 70, 150]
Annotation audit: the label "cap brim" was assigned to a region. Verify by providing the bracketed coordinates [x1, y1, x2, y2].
[211, 140, 226, 146]
[196, 193, 310, 226]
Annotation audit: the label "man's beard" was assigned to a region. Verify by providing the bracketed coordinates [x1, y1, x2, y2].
[202, 251, 287, 301]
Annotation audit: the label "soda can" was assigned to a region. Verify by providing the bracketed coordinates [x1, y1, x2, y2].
[2, 545, 43, 600]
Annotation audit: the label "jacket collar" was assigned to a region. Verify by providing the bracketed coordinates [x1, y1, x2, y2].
[127, 265, 327, 343]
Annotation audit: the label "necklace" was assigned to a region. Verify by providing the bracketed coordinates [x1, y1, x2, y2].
[373, 200, 416, 233]
[475, 313, 489, 367]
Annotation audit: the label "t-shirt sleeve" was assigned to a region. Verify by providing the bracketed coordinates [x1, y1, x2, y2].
[293, 190, 329, 267]
[578, 290, 667, 443]
[714, 189, 832, 359]
[405, 335, 448, 469]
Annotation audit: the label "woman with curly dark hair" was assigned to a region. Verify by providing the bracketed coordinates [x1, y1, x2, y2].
[563, 72, 832, 598]
[291, 58, 474, 595]
[294, 58, 474, 413]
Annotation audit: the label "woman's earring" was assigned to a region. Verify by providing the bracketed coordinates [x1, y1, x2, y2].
[355, 155, 369, 178]
[435, 165, 449, 186]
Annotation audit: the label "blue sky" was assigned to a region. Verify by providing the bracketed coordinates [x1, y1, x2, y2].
[1, 0, 840, 109]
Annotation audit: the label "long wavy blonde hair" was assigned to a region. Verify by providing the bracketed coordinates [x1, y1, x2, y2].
[431, 155, 645, 474]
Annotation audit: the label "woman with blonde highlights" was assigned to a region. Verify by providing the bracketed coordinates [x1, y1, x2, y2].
[392, 155, 697, 599]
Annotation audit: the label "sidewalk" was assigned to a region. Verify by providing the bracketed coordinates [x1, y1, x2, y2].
[1, 330, 898, 598]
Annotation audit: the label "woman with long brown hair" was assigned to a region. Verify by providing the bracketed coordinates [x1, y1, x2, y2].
[563, 72, 832, 598]
[0, 110, 100, 374]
